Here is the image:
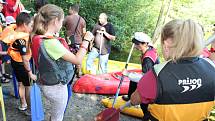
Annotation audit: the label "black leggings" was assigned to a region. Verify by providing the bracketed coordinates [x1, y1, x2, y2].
[127, 81, 137, 99]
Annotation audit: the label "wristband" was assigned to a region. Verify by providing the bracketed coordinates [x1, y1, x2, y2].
[80, 45, 88, 51]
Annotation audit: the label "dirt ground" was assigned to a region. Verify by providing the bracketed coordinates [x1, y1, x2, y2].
[0, 78, 142, 121]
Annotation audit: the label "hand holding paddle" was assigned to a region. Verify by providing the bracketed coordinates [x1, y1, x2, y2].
[83, 31, 94, 52]
[130, 89, 142, 105]
[95, 101, 131, 121]
[95, 43, 135, 121]
[112, 43, 135, 107]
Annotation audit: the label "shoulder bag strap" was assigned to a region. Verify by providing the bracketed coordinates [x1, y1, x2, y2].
[73, 16, 81, 34]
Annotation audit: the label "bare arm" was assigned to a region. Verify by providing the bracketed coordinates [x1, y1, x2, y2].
[22, 55, 37, 80]
[82, 19, 87, 35]
[100, 26, 116, 40]
[61, 31, 94, 65]
[22, 55, 31, 72]
[103, 32, 116, 40]
[83, 27, 86, 35]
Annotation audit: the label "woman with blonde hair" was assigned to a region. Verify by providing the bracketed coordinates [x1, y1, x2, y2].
[130, 19, 215, 121]
[31, 4, 94, 121]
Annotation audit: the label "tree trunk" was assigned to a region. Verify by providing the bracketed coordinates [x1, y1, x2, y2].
[152, 0, 172, 44]
[152, 0, 166, 44]
[163, 0, 172, 25]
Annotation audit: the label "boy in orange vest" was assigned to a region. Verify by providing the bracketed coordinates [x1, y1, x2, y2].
[6, 12, 36, 115]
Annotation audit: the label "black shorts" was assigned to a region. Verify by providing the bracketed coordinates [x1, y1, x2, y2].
[11, 59, 30, 86]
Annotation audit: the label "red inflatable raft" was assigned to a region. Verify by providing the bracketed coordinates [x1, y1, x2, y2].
[73, 69, 141, 94]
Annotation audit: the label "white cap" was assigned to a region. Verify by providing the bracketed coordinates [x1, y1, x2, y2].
[6, 16, 16, 25]
[134, 32, 151, 43]
[20, 9, 31, 14]
[0, 0, 6, 4]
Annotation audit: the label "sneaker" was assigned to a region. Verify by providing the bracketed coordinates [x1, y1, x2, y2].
[3, 73, 12, 79]
[0, 77, 10, 83]
[18, 105, 27, 111]
[24, 109, 31, 116]
[122, 95, 130, 101]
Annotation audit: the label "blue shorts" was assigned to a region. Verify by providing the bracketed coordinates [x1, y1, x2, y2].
[0, 42, 10, 63]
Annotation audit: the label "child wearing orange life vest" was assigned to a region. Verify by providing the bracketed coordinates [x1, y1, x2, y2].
[0, 0, 13, 83]
[6, 12, 36, 115]
[0, 16, 16, 75]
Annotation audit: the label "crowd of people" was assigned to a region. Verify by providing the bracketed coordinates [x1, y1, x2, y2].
[0, 1, 214, 121]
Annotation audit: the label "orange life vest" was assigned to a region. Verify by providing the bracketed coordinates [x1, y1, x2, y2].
[7, 31, 31, 62]
[0, 24, 17, 43]
[0, 25, 2, 33]
[148, 101, 214, 121]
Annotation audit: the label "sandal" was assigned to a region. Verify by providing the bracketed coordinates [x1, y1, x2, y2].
[3, 73, 12, 79]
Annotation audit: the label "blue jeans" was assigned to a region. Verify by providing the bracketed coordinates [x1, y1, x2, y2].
[86, 47, 109, 74]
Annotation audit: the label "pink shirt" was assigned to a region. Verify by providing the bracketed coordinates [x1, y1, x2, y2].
[137, 69, 157, 104]
[3, 0, 24, 18]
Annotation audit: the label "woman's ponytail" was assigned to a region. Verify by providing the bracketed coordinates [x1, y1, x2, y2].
[32, 4, 64, 35]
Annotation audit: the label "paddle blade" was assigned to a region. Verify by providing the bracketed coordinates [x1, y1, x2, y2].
[64, 84, 72, 113]
[67, 84, 72, 104]
[31, 83, 44, 121]
[95, 108, 120, 121]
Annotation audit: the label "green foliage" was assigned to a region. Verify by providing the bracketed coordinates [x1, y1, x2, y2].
[76, 0, 161, 52]
[21, 0, 36, 15]
[171, 0, 215, 36]
[80, 0, 162, 62]
[22, 0, 162, 62]
[21, 0, 215, 63]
